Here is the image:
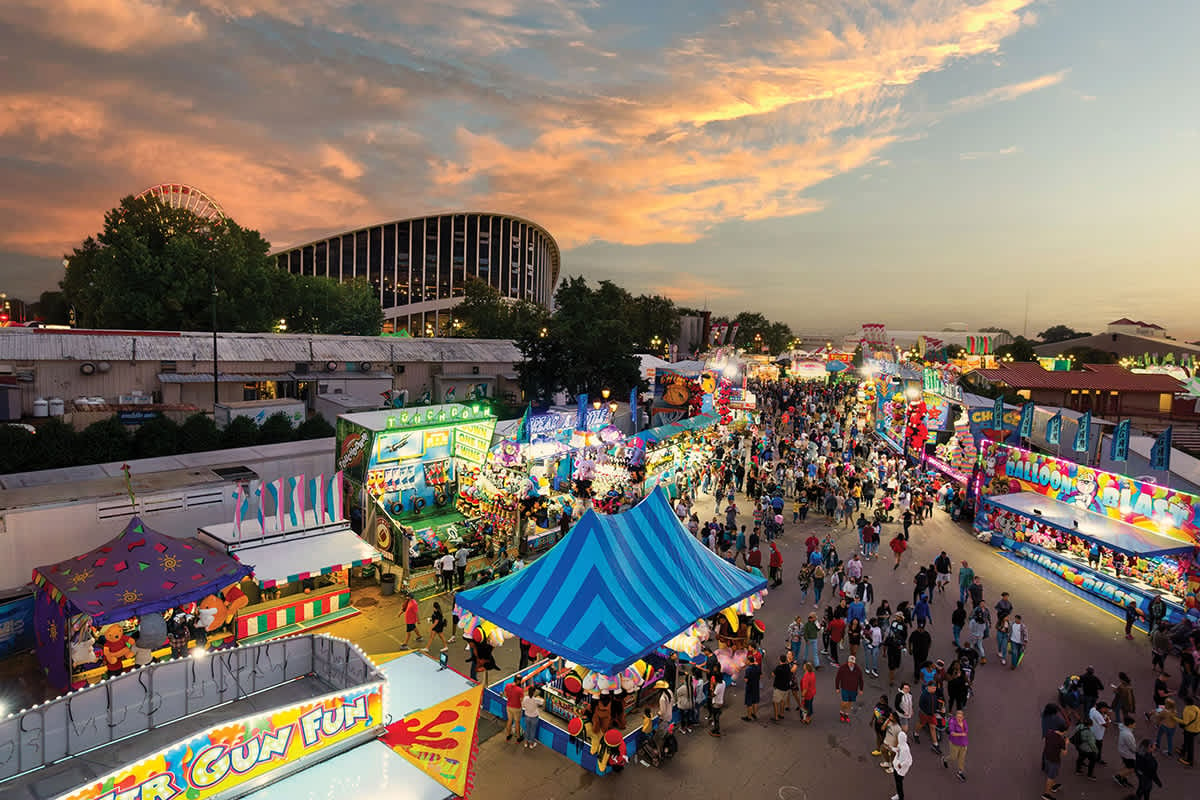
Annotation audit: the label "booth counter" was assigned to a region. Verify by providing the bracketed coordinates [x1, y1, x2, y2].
[197, 518, 383, 646]
[975, 442, 1199, 624]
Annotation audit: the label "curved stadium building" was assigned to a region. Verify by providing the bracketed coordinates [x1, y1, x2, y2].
[274, 212, 561, 335]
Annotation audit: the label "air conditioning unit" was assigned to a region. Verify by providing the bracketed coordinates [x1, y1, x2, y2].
[325, 361, 338, 372]
[79, 362, 96, 375]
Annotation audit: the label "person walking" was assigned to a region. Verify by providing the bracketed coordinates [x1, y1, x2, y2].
[1113, 673, 1136, 722]
[709, 675, 726, 737]
[1133, 739, 1162, 800]
[399, 593, 423, 648]
[1115, 715, 1138, 788]
[742, 653, 762, 721]
[890, 534, 907, 570]
[437, 551, 455, 594]
[454, 546, 470, 586]
[946, 708, 969, 782]
[768, 542, 784, 588]
[835, 655, 865, 723]
[771, 654, 793, 721]
[1008, 614, 1028, 668]
[425, 601, 448, 652]
[891, 731, 912, 800]
[803, 612, 822, 668]
[1071, 709, 1100, 779]
[800, 660, 817, 724]
[1176, 694, 1199, 766]
[521, 684, 545, 748]
[1042, 722, 1068, 800]
[958, 561, 975, 605]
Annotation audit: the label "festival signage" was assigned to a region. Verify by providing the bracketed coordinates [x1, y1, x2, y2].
[978, 441, 1199, 545]
[968, 406, 1021, 446]
[58, 685, 384, 800]
[379, 682, 483, 797]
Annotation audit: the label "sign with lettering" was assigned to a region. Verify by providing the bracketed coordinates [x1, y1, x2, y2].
[978, 440, 1199, 545]
[57, 685, 384, 800]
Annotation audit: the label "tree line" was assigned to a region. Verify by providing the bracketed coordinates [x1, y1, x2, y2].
[39, 195, 383, 335]
[0, 412, 334, 474]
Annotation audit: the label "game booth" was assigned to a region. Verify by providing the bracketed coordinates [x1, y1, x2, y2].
[31, 517, 253, 692]
[196, 476, 384, 646]
[975, 441, 1200, 627]
[453, 489, 768, 775]
[336, 405, 498, 594]
[0, 633, 483, 800]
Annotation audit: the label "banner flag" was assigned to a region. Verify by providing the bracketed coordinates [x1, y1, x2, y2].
[1046, 412, 1062, 445]
[1018, 402, 1034, 439]
[310, 474, 327, 524]
[1110, 419, 1131, 461]
[328, 470, 345, 522]
[1073, 411, 1091, 453]
[266, 478, 284, 530]
[630, 386, 639, 433]
[288, 474, 305, 528]
[254, 481, 266, 536]
[1150, 427, 1173, 471]
[992, 397, 1004, 430]
[379, 682, 483, 798]
[516, 403, 532, 444]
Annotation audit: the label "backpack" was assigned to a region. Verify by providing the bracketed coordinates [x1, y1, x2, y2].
[972, 606, 986, 625]
[894, 691, 905, 713]
[1069, 724, 1083, 748]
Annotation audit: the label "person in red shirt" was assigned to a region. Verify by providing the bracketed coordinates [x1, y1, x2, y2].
[805, 534, 820, 558]
[768, 542, 784, 587]
[747, 545, 763, 570]
[834, 655, 865, 723]
[800, 661, 817, 724]
[828, 615, 846, 665]
[400, 594, 422, 647]
[503, 679, 525, 741]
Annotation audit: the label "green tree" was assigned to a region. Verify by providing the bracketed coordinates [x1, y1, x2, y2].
[995, 336, 1038, 361]
[221, 416, 259, 449]
[1064, 346, 1118, 366]
[730, 312, 793, 353]
[133, 415, 180, 458]
[296, 415, 335, 440]
[626, 294, 681, 351]
[76, 416, 133, 464]
[283, 277, 383, 336]
[0, 425, 37, 473]
[178, 413, 222, 452]
[453, 279, 548, 339]
[1038, 325, 1090, 343]
[30, 290, 70, 325]
[515, 276, 640, 401]
[29, 418, 78, 468]
[257, 411, 295, 445]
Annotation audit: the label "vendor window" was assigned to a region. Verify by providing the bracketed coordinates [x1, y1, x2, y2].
[1158, 393, 1172, 413]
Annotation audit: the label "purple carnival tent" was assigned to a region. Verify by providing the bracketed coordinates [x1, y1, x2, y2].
[32, 517, 253, 690]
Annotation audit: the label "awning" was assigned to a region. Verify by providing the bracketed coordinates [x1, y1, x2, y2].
[229, 527, 382, 588]
[454, 489, 766, 674]
[157, 372, 293, 383]
[984, 492, 1194, 557]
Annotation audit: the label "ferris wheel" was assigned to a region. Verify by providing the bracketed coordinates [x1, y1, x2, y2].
[135, 183, 227, 221]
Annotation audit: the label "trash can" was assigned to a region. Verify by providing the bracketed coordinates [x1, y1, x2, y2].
[380, 572, 397, 596]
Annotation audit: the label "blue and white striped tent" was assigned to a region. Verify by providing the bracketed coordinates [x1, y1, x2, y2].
[455, 488, 767, 674]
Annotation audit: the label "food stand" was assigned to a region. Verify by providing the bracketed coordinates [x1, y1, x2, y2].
[976, 441, 1199, 624]
[455, 489, 767, 774]
[31, 517, 253, 692]
[196, 516, 383, 645]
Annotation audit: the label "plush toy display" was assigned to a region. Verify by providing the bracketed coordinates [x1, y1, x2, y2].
[100, 623, 135, 674]
[196, 583, 250, 632]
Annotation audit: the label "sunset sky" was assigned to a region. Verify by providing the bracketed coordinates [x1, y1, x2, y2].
[1, 1, 1197, 339]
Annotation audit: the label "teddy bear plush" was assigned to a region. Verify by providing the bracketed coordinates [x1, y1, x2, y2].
[100, 623, 135, 674]
[196, 583, 251, 632]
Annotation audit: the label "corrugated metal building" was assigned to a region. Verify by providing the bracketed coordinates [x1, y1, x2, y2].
[0, 329, 523, 418]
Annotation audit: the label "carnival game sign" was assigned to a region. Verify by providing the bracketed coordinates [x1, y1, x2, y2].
[335, 419, 371, 483]
[379, 682, 483, 798]
[979, 441, 1199, 544]
[59, 686, 384, 800]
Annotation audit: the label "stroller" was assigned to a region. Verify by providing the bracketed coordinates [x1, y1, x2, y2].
[637, 724, 678, 768]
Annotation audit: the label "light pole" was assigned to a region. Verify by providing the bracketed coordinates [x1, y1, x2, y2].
[203, 225, 218, 409]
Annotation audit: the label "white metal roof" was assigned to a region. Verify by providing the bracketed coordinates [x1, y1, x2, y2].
[0, 329, 522, 364]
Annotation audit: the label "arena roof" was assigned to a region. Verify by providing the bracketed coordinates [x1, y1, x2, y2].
[271, 211, 562, 290]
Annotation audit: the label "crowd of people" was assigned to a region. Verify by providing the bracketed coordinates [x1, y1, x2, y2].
[643, 374, 1194, 800]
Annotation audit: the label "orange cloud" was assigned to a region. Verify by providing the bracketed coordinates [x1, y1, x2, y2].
[0, 0, 205, 53]
[0, 0, 1047, 266]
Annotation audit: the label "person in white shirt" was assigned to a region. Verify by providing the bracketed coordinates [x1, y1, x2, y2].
[438, 552, 455, 593]
[891, 730, 912, 800]
[1089, 701, 1110, 764]
[521, 685, 545, 749]
[709, 679, 726, 737]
